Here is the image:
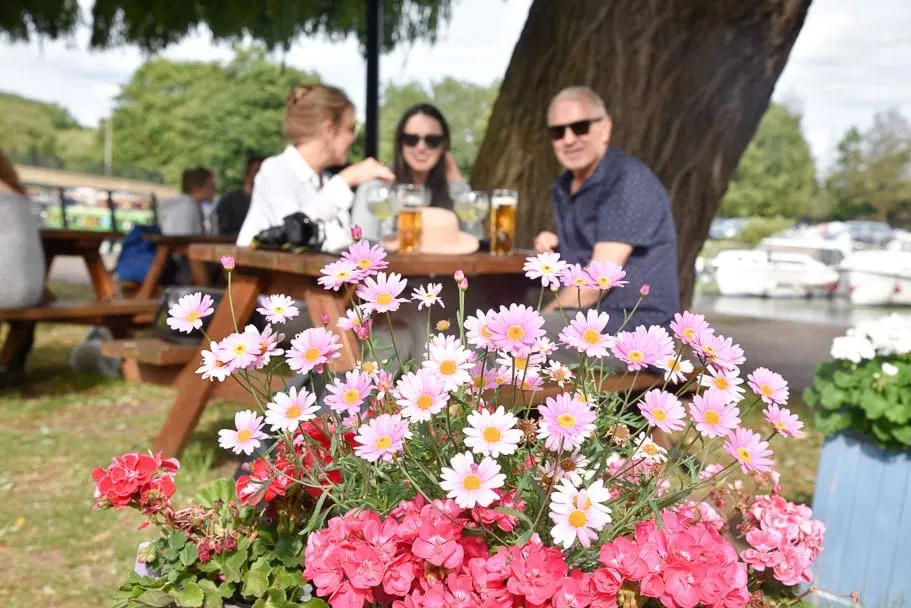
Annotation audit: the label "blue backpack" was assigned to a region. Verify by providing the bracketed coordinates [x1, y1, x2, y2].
[116, 225, 173, 284]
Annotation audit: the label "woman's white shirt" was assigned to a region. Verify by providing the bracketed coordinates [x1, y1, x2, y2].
[236, 145, 354, 252]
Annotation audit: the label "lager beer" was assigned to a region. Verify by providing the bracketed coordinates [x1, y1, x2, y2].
[490, 189, 518, 256]
[366, 186, 396, 221]
[394, 184, 429, 253]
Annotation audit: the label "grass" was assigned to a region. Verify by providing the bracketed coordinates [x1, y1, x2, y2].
[0, 300, 826, 607]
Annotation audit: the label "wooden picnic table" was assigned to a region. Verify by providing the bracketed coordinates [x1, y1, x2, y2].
[153, 245, 532, 457]
[40, 228, 124, 299]
[135, 233, 237, 298]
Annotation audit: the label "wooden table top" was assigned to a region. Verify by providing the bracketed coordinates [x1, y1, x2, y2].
[40, 228, 124, 243]
[188, 244, 530, 277]
[143, 234, 237, 245]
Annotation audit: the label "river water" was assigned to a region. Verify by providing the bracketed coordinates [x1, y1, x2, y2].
[692, 292, 904, 328]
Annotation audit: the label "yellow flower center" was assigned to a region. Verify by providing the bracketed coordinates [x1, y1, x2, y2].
[362, 361, 377, 374]
[472, 376, 485, 389]
[304, 347, 321, 362]
[233, 343, 248, 355]
[568, 510, 588, 528]
[557, 413, 576, 428]
[703, 410, 721, 425]
[236, 429, 252, 443]
[343, 388, 361, 405]
[335, 270, 351, 280]
[736, 447, 752, 463]
[273, 305, 286, 314]
[483, 427, 501, 443]
[462, 474, 482, 491]
[573, 278, 587, 287]
[702, 345, 717, 358]
[480, 325, 493, 339]
[596, 276, 611, 288]
[652, 408, 667, 422]
[357, 258, 372, 269]
[559, 458, 577, 472]
[186, 311, 200, 322]
[507, 325, 525, 341]
[773, 420, 786, 431]
[714, 377, 729, 390]
[553, 369, 568, 381]
[683, 327, 696, 340]
[541, 263, 554, 273]
[416, 394, 434, 410]
[514, 357, 528, 371]
[628, 350, 644, 362]
[642, 443, 659, 456]
[286, 405, 302, 419]
[374, 435, 392, 450]
[666, 358, 680, 372]
[760, 384, 774, 397]
[582, 329, 601, 346]
[375, 292, 394, 306]
[439, 360, 457, 376]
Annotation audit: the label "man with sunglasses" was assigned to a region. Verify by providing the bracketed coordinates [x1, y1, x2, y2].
[536, 86, 680, 344]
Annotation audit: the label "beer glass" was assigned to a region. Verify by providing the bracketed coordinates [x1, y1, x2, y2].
[454, 190, 489, 235]
[395, 184, 429, 253]
[490, 189, 518, 256]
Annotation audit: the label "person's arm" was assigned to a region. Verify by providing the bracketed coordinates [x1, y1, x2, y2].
[543, 242, 634, 311]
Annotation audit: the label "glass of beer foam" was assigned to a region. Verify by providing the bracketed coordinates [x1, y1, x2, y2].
[490, 189, 518, 256]
[394, 184, 429, 253]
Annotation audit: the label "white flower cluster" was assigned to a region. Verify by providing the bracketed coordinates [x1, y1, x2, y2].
[830, 314, 911, 363]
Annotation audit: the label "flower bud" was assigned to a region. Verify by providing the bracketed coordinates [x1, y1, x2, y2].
[351, 224, 363, 241]
[640, 283, 650, 296]
[320, 313, 330, 325]
[221, 255, 236, 271]
[436, 319, 451, 331]
[453, 270, 465, 282]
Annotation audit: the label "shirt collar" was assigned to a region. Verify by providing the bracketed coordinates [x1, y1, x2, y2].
[556, 146, 616, 199]
[282, 145, 322, 189]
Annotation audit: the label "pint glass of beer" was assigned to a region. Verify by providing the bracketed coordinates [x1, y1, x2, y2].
[395, 184, 429, 253]
[490, 189, 518, 256]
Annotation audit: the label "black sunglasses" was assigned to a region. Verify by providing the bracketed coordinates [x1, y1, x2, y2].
[402, 133, 445, 149]
[547, 117, 605, 141]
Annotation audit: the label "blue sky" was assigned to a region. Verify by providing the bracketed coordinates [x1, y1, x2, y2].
[2, 0, 910, 172]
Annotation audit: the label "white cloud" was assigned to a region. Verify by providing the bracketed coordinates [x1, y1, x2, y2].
[2, 0, 910, 175]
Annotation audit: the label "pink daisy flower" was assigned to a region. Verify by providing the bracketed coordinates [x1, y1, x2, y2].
[537, 393, 597, 452]
[217, 410, 267, 455]
[748, 367, 790, 405]
[341, 240, 388, 280]
[463, 406, 523, 457]
[763, 404, 805, 438]
[422, 333, 473, 391]
[256, 294, 299, 324]
[354, 414, 409, 463]
[724, 427, 775, 474]
[264, 386, 319, 432]
[356, 272, 409, 314]
[196, 339, 232, 382]
[638, 389, 686, 433]
[166, 292, 215, 334]
[518, 373, 545, 392]
[692, 330, 745, 371]
[324, 370, 374, 415]
[495, 350, 545, 379]
[317, 259, 358, 291]
[464, 309, 497, 351]
[251, 324, 285, 369]
[559, 309, 612, 358]
[670, 311, 714, 346]
[657, 355, 694, 384]
[545, 361, 574, 388]
[411, 283, 444, 310]
[560, 263, 594, 289]
[468, 363, 499, 394]
[699, 367, 745, 404]
[486, 304, 546, 356]
[533, 336, 558, 357]
[523, 252, 568, 289]
[439, 452, 506, 508]
[585, 260, 628, 290]
[219, 326, 263, 371]
[337, 307, 372, 334]
[611, 325, 674, 371]
[689, 389, 741, 438]
[285, 327, 342, 374]
[395, 369, 448, 421]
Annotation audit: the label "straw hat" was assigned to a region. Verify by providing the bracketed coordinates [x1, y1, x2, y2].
[382, 207, 479, 255]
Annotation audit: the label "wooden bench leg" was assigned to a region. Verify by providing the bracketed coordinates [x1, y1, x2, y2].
[0, 321, 36, 371]
[153, 273, 263, 458]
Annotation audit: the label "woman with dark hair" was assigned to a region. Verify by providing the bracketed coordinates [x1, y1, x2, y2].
[351, 103, 469, 241]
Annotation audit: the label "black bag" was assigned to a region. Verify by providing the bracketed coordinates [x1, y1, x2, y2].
[251, 212, 326, 253]
[151, 286, 225, 345]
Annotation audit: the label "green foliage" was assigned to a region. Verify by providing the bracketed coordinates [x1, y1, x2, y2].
[734, 216, 796, 246]
[804, 356, 911, 451]
[720, 102, 817, 219]
[379, 78, 500, 174]
[111, 46, 315, 192]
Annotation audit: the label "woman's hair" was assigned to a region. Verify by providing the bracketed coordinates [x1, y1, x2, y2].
[0, 151, 26, 195]
[284, 83, 355, 145]
[393, 103, 453, 209]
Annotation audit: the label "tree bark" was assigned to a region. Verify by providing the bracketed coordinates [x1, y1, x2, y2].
[471, 0, 811, 308]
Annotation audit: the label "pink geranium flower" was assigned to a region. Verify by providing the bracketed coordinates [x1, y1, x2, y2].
[217, 410, 267, 455]
[725, 427, 774, 473]
[537, 393, 596, 452]
[638, 389, 686, 433]
[670, 311, 713, 346]
[748, 367, 790, 405]
[692, 330, 746, 371]
[395, 368, 448, 421]
[611, 325, 675, 371]
[439, 451, 505, 508]
[317, 259, 358, 291]
[486, 304, 546, 356]
[560, 263, 594, 289]
[285, 327, 342, 374]
[341, 240, 388, 280]
[585, 259, 628, 290]
[256, 294, 299, 324]
[166, 292, 215, 334]
[764, 404, 805, 438]
[324, 370, 373, 415]
[523, 252, 568, 289]
[354, 414, 409, 463]
[689, 389, 741, 438]
[356, 271, 409, 314]
[559, 309, 612, 358]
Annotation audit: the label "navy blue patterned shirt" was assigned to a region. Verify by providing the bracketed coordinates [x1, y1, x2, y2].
[552, 146, 680, 333]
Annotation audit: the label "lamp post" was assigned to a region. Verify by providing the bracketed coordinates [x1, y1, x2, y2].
[365, 0, 382, 159]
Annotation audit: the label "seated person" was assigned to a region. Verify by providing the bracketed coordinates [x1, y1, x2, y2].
[351, 103, 471, 242]
[160, 167, 217, 236]
[236, 83, 393, 251]
[216, 155, 265, 236]
[536, 86, 680, 344]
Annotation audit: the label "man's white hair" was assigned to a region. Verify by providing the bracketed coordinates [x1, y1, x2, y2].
[549, 86, 608, 117]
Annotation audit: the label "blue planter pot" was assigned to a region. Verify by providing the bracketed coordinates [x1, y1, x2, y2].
[810, 433, 911, 607]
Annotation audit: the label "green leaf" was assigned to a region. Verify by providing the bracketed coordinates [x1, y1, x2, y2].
[802, 387, 819, 407]
[860, 391, 890, 420]
[195, 478, 237, 508]
[892, 425, 911, 447]
[819, 384, 847, 410]
[272, 569, 300, 589]
[132, 589, 174, 608]
[218, 582, 236, 599]
[171, 582, 205, 608]
[242, 562, 270, 598]
[169, 531, 188, 551]
[179, 543, 199, 567]
[197, 580, 222, 608]
[832, 369, 855, 388]
[302, 491, 331, 535]
[494, 507, 535, 529]
[300, 600, 330, 608]
[273, 535, 303, 569]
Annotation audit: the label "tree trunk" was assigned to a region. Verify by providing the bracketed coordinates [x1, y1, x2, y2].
[471, 0, 811, 308]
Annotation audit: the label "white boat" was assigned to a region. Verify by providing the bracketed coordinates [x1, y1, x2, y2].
[711, 249, 840, 298]
[839, 250, 911, 306]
